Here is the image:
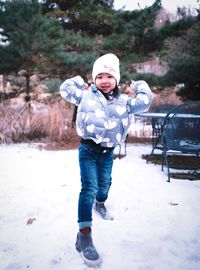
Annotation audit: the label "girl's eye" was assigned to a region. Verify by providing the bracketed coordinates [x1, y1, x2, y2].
[96, 74, 114, 79]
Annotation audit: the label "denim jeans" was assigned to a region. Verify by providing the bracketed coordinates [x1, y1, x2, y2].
[78, 143, 114, 229]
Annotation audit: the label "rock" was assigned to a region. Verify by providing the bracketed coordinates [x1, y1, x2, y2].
[17, 69, 28, 76]
[14, 76, 27, 87]
[29, 74, 40, 89]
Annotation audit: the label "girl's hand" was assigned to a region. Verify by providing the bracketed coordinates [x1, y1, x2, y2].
[83, 83, 89, 90]
[128, 80, 136, 97]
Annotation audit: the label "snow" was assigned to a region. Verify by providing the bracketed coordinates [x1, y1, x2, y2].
[0, 143, 200, 270]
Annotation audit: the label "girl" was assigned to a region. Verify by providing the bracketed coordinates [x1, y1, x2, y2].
[60, 53, 153, 266]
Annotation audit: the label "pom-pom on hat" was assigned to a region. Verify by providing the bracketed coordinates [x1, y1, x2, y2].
[92, 53, 120, 85]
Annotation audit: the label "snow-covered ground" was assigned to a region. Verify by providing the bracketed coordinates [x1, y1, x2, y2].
[0, 143, 200, 270]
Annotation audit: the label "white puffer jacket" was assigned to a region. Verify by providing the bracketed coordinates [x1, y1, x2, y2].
[60, 76, 153, 147]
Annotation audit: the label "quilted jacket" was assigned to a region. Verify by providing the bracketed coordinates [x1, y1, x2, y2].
[60, 76, 153, 147]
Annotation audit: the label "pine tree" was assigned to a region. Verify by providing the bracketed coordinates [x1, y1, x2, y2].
[0, 0, 64, 73]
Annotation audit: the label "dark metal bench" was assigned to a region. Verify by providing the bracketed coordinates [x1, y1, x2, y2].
[161, 101, 200, 182]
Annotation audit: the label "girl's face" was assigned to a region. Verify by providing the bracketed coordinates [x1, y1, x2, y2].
[95, 73, 117, 93]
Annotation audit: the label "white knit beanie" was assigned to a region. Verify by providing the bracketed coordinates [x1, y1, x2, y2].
[92, 53, 120, 85]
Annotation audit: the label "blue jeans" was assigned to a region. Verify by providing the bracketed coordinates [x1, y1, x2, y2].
[78, 143, 114, 229]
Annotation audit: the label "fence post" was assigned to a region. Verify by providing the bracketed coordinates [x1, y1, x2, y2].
[0, 75, 3, 92]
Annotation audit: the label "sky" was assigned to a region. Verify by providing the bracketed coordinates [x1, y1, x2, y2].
[0, 142, 200, 270]
[114, 0, 199, 13]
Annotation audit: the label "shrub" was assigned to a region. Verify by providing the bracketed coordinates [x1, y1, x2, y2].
[41, 78, 63, 93]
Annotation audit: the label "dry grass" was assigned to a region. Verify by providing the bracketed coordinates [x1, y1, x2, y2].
[0, 98, 79, 145]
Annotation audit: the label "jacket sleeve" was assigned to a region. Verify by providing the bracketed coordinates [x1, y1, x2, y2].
[59, 75, 85, 106]
[127, 80, 153, 114]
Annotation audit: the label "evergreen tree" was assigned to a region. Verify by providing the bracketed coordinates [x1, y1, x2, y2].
[0, 0, 64, 73]
[42, 0, 114, 12]
[42, 0, 115, 36]
[164, 17, 200, 100]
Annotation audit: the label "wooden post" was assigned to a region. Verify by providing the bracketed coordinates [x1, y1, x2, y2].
[0, 75, 3, 92]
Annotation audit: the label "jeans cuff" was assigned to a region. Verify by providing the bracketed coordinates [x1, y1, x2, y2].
[95, 199, 106, 204]
[79, 221, 92, 229]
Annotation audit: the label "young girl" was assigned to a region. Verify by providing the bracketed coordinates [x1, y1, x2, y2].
[60, 53, 153, 266]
